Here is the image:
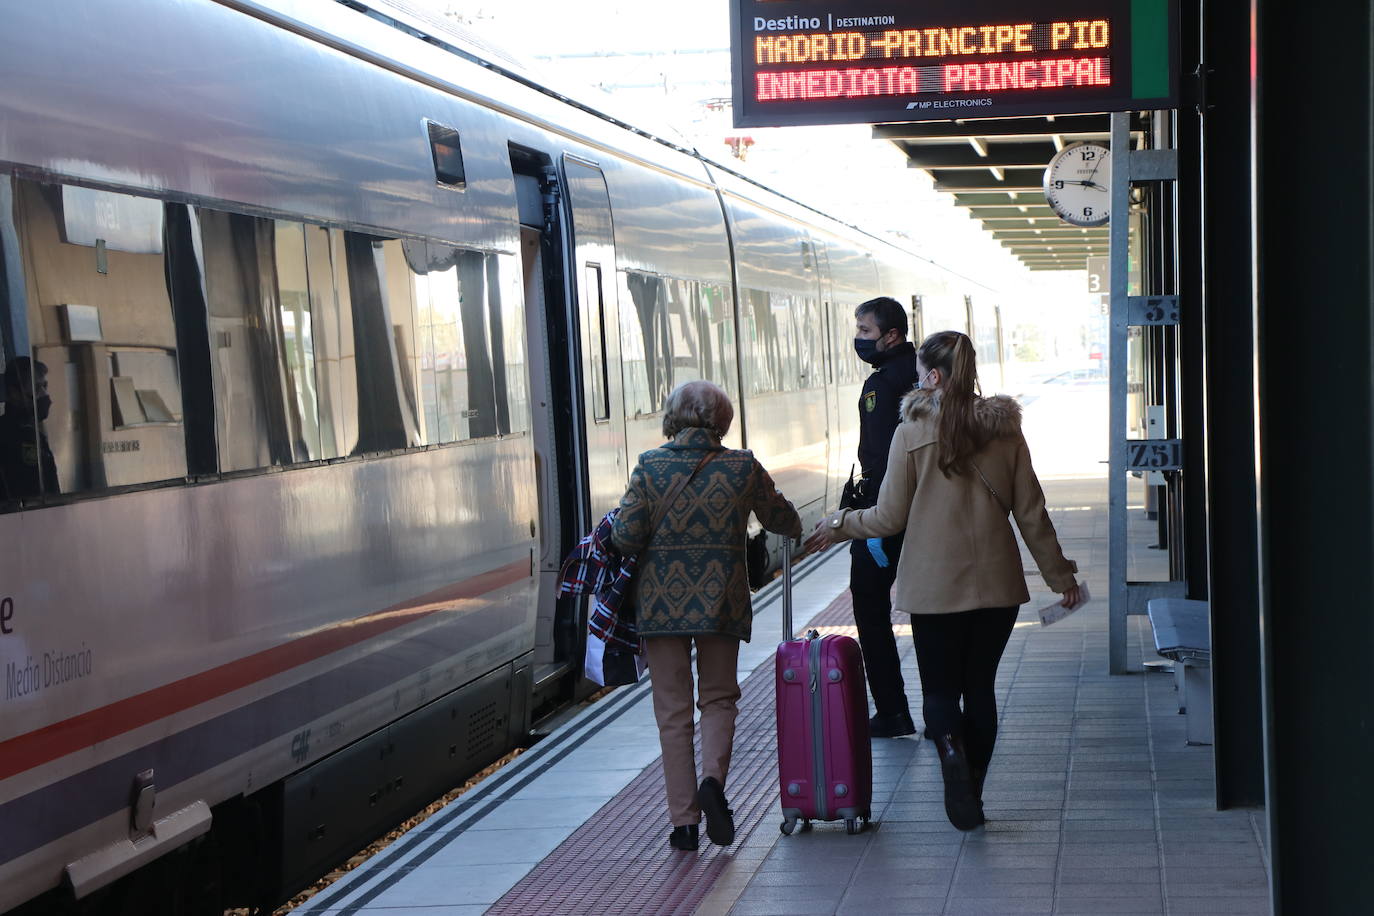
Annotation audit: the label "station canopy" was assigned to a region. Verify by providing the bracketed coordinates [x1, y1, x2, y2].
[876, 112, 1147, 271]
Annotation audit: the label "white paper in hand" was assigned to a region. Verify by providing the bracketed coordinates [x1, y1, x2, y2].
[1038, 583, 1091, 626]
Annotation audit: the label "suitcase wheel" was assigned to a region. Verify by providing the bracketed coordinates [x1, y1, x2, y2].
[845, 816, 869, 835]
[780, 818, 796, 836]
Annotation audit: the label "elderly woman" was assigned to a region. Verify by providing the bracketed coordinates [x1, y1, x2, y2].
[612, 380, 801, 852]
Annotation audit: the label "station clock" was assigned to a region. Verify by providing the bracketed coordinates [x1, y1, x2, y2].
[1043, 142, 1111, 226]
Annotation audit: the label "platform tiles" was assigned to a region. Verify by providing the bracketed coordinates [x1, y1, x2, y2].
[290, 545, 854, 916]
[293, 488, 1271, 915]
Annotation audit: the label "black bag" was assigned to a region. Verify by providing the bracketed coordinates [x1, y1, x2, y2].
[597, 643, 647, 687]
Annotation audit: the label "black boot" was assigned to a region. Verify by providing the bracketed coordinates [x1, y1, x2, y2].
[668, 824, 699, 851]
[934, 734, 982, 831]
[969, 766, 987, 826]
[697, 777, 735, 846]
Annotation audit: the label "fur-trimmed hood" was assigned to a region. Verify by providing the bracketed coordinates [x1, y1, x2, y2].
[899, 387, 1022, 438]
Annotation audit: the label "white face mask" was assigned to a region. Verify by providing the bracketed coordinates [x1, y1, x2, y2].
[915, 369, 936, 390]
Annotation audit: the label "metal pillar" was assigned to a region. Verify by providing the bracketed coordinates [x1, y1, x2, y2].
[1107, 112, 1131, 675]
[1180, 0, 1265, 808]
[1108, 114, 1183, 675]
[1254, 0, 1374, 907]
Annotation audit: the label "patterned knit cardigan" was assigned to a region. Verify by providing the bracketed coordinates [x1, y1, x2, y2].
[610, 427, 802, 642]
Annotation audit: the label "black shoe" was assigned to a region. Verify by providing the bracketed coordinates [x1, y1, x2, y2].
[668, 824, 699, 851]
[697, 777, 735, 846]
[869, 711, 918, 739]
[970, 766, 988, 826]
[934, 734, 982, 831]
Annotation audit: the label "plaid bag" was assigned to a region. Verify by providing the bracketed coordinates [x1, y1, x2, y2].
[558, 508, 645, 686]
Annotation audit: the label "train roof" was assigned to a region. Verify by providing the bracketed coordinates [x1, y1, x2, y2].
[311, 0, 1000, 295]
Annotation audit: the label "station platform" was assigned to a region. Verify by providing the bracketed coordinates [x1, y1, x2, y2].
[293, 479, 1271, 916]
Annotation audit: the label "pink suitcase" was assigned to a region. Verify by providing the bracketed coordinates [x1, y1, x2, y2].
[775, 539, 873, 835]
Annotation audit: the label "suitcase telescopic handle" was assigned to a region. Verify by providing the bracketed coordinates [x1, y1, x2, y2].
[782, 536, 794, 641]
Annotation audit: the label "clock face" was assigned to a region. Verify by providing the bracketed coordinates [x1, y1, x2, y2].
[1044, 144, 1111, 227]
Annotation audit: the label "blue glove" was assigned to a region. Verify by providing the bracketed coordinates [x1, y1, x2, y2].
[866, 538, 889, 568]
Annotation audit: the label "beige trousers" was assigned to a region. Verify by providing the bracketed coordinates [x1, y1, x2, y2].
[642, 634, 742, 827]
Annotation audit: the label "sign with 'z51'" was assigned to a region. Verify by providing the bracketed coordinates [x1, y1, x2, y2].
[730, 0, 1178, 127]
[1124, 439, 1182, 471]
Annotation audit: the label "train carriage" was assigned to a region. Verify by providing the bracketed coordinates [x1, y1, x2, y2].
[0, 1, 1003, 912]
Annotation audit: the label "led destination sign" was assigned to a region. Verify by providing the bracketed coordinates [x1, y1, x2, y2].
[730, 0, 1177, 127]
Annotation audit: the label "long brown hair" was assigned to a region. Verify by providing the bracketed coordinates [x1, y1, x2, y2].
[918, 331, 984, 477]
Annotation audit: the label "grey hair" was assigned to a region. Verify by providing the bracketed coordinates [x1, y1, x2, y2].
[662, 380, 734, 440]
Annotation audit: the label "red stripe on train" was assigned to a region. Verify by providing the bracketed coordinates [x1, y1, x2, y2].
[0, 559, 531, 782]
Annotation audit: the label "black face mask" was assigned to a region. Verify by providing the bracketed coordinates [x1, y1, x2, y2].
[35, 395, 52, 422]
[853, 337, 881, 364]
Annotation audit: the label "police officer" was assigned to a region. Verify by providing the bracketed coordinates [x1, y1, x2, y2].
[849, 297, 918, 738]
[0, 357, 59, 501]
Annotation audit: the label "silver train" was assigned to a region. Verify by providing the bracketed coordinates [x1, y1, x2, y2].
[0, 1, 1005, 912]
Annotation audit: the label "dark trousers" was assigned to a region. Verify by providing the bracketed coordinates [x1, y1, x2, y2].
[849, 533, 909, 718]
[909, 606, 1019, 772]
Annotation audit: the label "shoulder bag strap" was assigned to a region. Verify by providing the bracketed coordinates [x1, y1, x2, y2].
[644, 451, 716, 553]
[971, 459, 1012, 515]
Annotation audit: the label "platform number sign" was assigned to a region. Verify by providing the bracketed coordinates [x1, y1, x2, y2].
[1142, 297, 1177, 324]
[1127, 295, 1180, 326]
[1124, 439, 1182, 472]
[1087, 256, 1109, 315]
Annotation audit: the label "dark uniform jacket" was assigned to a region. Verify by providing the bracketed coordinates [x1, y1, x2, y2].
[855, 340, 919, 507]
[611, 428, 801, 642]
[0, 407, 58, 500]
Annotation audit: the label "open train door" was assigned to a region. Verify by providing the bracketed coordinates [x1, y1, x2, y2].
[516, 148, 627, 712]
[560, 156, 628, 520]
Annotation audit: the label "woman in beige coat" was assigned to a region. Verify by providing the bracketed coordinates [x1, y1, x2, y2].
[806, 331, 1083, 830]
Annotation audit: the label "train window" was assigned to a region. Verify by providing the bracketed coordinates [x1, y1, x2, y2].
[340, 233, 421, 452]
[835, 300, 863, 386]
[699, 283, 737, 396]
[4, 179, 189, 506]
[753, 290, 805, 393]
[796, 296, 822, 390]
[382, 239, 429, 446]
[485, 252, 514, 436]
[494, 252, 527, 434]
[400, 245, 519, 443]
[585, 264, 609, 421]
[777, 294, 801, 391]
[743, 289, 775, 396]
[664, 278, 701, 389]
[306, 226, 355, 457]
[198, 210, 336, 469]
[427, 122, 466, 189]
[458, 249, 502, 438]
[623, 272, 671, 417]
[414, 244, 456, 442]
[276, 221, 324, 460]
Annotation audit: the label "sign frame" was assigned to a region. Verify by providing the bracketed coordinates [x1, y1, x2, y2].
[729, 0, 1179, 128]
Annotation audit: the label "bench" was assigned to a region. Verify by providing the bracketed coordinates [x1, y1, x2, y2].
[1145, 598, 1213, 745]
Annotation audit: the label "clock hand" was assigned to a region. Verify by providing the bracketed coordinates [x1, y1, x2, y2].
[1085, 152, 1108, 186]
